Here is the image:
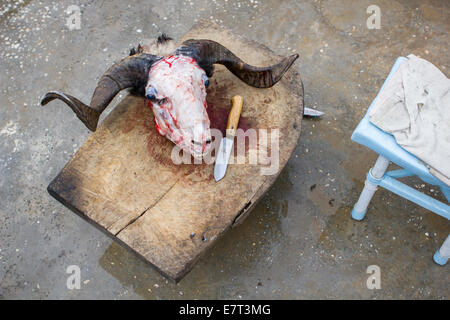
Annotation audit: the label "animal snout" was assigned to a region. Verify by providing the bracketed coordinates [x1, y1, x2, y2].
[191, 139, 212, 146]
[190, 137, 211, 153]
[191, 124, 212, 153]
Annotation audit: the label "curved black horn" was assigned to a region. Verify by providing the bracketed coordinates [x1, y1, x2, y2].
[175, 39, 298, 88]
[41, 53, 160, 131]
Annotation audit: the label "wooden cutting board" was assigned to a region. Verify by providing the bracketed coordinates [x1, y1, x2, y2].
[47, 20, 304, 282]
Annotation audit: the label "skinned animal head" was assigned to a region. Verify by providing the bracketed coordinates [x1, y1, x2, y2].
[41, 36, 298, 158]
[146, 55, 211, 157]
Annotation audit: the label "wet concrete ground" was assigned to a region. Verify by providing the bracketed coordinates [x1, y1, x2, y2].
[0, 0, 449, 299]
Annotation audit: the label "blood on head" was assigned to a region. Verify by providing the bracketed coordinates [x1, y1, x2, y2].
[146, 55, 212, 158]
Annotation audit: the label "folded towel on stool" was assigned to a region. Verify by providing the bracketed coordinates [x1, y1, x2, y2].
[369, 54, 450, 186]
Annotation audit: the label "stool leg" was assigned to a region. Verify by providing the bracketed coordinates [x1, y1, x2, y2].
[433, 235, 450, 266]
[352, 155, 390, 221]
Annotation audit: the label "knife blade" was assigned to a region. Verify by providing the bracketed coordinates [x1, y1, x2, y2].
[214, 95, 244, 182]
[303, 107, 325, 117]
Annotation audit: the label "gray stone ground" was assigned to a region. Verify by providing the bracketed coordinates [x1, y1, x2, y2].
[0, 0, 449, 299]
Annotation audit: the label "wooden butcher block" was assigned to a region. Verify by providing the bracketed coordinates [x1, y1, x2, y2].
[48, 20, 304, 282]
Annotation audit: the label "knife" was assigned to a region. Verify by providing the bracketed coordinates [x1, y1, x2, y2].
[214, 95, 244, 182]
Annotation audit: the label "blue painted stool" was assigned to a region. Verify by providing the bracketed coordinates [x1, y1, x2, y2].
[351, 57, 450, 265]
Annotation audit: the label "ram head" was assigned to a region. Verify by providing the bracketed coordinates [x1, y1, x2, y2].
[41, 35, 298, 158]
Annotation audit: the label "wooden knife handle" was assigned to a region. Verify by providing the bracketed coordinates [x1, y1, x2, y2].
[226, 95, 244, 137]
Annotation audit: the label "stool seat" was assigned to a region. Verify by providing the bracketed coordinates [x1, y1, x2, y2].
[350, 57, 450, 265]
[352, 57, 449, 190]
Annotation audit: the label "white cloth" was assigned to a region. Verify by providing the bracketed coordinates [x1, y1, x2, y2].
[369, 54, 450, 185]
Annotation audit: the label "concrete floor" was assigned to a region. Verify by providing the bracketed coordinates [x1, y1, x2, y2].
[0, 0, 449, 299]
